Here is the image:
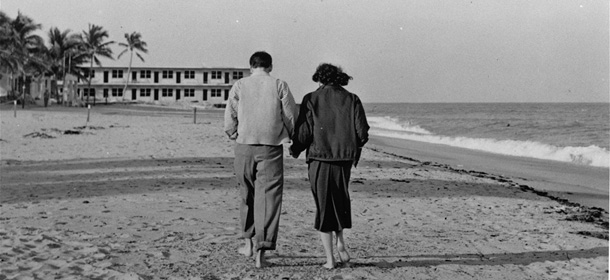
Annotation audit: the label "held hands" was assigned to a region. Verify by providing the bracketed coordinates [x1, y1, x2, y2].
[287, 141, 301, 159]
[289, 149, 301, 159]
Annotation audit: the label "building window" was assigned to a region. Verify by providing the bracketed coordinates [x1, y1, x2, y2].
[112, 88, 123, 97]
[84, 69, 95, 78]
[211, 71, 222, 79]
[211, 89, 222, 97]
[162, 88, 173, 97]
[83, 88, 95, 97]
[112, 70, 123, 78]
[139, 88, 151, 97]
[162, 71, 174, 79]
[232, 71, 243, 80]
[184, 71, 195, 79]
[140, 70, 151, 78]
[184, 89, 195, 97]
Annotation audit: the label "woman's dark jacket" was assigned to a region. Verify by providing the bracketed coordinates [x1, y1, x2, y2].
[290, 85, 369, 165]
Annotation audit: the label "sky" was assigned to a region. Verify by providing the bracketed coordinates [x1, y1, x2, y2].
[2, 0, 608, 103]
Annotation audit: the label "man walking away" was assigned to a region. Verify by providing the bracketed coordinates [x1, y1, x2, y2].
[223, 51, 297, 268]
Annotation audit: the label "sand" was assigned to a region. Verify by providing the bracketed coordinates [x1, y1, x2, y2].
[0, 104, 608, 280]
[367, 137, 610, 212]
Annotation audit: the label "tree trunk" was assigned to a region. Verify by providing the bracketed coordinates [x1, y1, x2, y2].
[9, 74, 14, 99]
[86, 55, 93, 105]
[61, 55, 66, 105]
[48, 77, 57, 108]
[122, 50, 133, 102]
[21, 73, 25, 109]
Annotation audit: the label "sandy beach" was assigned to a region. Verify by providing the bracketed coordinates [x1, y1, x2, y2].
[1, 103, 608, 280]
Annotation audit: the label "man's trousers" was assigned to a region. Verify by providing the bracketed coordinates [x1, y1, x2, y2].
[233, 143, 284, 250]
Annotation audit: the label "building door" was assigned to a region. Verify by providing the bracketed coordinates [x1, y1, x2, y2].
[176, 72, 181, 84]
[224, 73, 230, 84]
[154, 89, 159, 100]
[224, 89, 229, 100]
[131, 89, 137, 100]
[176, 89, 181, 100]
[203, 89, 207, 101]
[203, 72, 208, 84]
[132, 71, 137, 81]
[103, 71, 109, 83]
[154, 72, 159, 83]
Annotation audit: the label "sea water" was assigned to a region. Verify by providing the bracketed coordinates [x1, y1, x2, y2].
[365, 103, 609, 168]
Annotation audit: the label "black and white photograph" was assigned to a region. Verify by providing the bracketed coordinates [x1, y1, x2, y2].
[1, 1, 608, 279]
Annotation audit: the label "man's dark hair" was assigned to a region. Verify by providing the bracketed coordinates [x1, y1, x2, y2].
[250, 51, 273, 68]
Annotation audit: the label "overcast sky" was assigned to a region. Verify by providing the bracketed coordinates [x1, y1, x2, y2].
[3, 0, 608, 103]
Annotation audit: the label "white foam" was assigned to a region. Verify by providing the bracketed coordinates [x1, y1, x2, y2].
[368, 118, 610, 168]
[367, 116, 432, 135]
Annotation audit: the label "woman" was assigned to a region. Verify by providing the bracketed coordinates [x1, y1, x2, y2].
[290, 63, 369, 269]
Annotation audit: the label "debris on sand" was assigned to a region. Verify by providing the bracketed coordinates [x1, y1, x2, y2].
[23, 132, 56, 139]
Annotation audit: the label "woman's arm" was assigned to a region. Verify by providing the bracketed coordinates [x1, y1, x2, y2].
[290, 95, 314, 157]
[354, 95, 370, 147]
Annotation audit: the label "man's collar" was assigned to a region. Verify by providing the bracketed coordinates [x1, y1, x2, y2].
[250, 68, 270, 75]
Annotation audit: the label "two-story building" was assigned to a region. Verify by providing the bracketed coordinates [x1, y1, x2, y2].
[80, 65, 250, 105]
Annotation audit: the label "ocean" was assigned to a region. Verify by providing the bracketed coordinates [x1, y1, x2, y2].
[364, 103, 609, 168]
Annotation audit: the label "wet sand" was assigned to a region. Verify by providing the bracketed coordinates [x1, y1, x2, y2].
[368, 137, 609, 211]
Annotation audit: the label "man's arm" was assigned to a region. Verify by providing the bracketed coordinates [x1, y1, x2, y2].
[223, 82, 240, 139]
[278, 80, 297, 138]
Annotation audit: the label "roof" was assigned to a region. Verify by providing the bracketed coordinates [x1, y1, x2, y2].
[87, 57, 248, 70]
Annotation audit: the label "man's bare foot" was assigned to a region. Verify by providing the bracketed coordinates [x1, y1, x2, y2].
[255, 250, 270, 268]
[322, 262, 335, 269]
[238, 239, 253, 257]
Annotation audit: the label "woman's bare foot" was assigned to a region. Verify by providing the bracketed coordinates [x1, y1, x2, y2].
[337, 247, 350, 263]
[238, 239, 253, 257]
[255, 250, 270, 268]
[335, 232, 350, 263]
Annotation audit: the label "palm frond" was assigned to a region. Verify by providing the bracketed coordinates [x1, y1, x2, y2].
[135, 52, 145, 62]
[117, 49, 129, 59]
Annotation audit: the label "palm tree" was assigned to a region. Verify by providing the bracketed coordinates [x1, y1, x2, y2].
[1, 11, 46, 108]
[0, 11, 20, 75]
[81, 23, 114, 105]
[27, 42, 60, 106]
[118, 32, 147, 101]
[46, 27, 82, 104]
[0, 11, 19, 97]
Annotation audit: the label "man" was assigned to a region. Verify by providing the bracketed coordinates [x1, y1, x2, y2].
[224, 51, 297, 268]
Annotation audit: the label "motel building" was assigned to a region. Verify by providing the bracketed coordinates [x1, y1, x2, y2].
[79, 65, 250, 105]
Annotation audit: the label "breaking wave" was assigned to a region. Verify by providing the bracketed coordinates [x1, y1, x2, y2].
[368, 116, 609, 168]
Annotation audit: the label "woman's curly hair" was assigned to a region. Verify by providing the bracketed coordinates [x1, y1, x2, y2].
[312, 63, 352, 86]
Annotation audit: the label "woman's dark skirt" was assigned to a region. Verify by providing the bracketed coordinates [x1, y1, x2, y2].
[308, 160, 353, 232]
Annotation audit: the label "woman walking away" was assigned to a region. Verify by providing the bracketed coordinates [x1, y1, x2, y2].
[290, 63, 369, 269]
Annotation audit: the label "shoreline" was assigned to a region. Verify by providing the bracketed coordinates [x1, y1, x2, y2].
[368, 136, 609, 212]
